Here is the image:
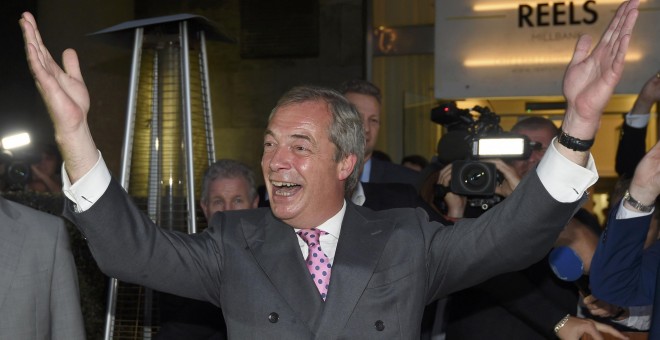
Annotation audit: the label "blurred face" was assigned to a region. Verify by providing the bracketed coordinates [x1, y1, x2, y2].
[262, 100, 355, 229]
[201, 176, 258, 219]
[510, 127, 556, 177]
[36, 152, 58, 176]
[344, 93, 380, 159]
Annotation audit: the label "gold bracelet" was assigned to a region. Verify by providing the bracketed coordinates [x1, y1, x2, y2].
[553, 314, 571, 335]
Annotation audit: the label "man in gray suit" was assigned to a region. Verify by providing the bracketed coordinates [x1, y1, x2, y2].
[19, 0, 639, 338]
[0, 196, 85, 339]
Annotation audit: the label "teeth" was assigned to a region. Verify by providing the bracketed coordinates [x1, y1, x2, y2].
[271, 181, 299, 188]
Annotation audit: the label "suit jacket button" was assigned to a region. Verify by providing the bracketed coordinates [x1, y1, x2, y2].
[268, 312, 279, 323]
[374, 320, 385, 331]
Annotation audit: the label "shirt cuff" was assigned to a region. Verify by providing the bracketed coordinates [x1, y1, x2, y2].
[536, 137, 598, 203]
[625, 112, 650, 129]
[61, 150, 112, 213]
[615, 199, 654, 219]
[611, 305, 652, 331]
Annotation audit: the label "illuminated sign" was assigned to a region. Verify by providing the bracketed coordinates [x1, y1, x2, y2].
[435, 0, 660, 98]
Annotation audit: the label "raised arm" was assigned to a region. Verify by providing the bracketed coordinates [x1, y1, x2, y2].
[19, 12, 97, 183]
[558, 0, 638, 166]
[630, 72, 660, 115]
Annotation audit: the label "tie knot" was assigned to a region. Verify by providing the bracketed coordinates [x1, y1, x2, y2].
[298, 228, 325, 247]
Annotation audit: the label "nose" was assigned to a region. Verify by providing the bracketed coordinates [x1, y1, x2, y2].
[362, 117, 371, 134]
[265, 145, 291, 172]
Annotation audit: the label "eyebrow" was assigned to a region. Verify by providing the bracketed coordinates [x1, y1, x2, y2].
[263, 129, 314, 143]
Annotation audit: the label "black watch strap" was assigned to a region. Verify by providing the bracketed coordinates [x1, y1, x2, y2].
[557, 128, 595, 152]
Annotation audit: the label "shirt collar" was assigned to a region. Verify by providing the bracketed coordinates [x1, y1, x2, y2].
[297, 199, 346, 240]
[351, 182, 366, 207]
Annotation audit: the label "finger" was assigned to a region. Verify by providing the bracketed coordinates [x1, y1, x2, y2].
[62, 49, 83, 82]
[594, 322, 628, 339]
[612, 34, 632, 76]
[583, 294, 596, 304]
[610, 4, 638, 73]
[21, 12, 53, 62]
[600, 0, 629, 46]
[569, 34, 593, 67]
[20, 18, 49, 76]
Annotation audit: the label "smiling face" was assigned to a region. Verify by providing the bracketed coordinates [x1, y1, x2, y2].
[262, 100, 355, 229]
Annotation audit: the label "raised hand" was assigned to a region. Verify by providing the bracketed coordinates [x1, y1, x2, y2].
[628, 140, 660, 209]
[561, 0, 639, 141]
[631, 72, 660, 115]
[19, 12, 98, 182]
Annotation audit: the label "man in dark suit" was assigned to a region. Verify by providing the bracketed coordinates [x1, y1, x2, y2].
[0, 196, 86, 339]
[156, 159, 260, 340]
[615, 71, 660, 180]
[338, 79, 420, 188]
[590, 139, 660, 337]
[20, 1, 639, 337]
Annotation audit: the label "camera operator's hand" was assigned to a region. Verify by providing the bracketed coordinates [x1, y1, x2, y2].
[29, 164, 62, 193]
[630, 71, 660, 115]
[560, 0, 638, 165]
[437, 164, 467, 219]
[483, 159, 520, 198]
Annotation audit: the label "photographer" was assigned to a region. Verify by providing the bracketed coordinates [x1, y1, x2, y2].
[1, 142, 62, 193]
[436, 158, 520, 220]
[438, 116, 622, 339]
[25, 143, 62, 194]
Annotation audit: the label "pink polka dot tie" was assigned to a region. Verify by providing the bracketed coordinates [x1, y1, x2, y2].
[298, 228, 332, 301]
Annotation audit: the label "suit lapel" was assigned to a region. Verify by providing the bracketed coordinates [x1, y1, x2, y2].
[243, 212, 324, 332]
[316, 204, 395, 337]
[0, 199, 25, 311]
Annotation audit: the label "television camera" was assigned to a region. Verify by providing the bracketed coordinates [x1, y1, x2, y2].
[0, 132, 37, 191]
[431, 102, 535, 210]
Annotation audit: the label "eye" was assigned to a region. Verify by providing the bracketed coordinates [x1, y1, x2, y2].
[263, 141, 275, 151]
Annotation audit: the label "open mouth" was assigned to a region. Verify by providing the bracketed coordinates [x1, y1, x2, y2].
[271, 181, 302, 197]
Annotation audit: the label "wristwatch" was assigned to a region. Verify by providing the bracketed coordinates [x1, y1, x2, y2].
[622, 190, 654, 213]
[557, 128, 594, 152]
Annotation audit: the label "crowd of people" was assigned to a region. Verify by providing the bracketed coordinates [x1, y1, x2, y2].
[3, 0, 660, 338]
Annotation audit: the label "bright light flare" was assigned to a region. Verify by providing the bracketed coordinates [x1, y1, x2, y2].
[1, 132, 31, 150]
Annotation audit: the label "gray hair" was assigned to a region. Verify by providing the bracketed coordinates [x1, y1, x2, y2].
[512, 116, 560, 135]
[338, 79, 382, 103]
[201, 159, 258, 203]
[268, 86, 365, 195]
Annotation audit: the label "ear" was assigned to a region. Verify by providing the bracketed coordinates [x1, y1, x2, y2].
[337, 153, 358, 182]
[200, 201, 210, 220]
[251, 195, 260, 209]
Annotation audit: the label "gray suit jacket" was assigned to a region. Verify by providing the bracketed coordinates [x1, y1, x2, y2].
[66, 172, 579, 339]
[0, 197, 85, 339]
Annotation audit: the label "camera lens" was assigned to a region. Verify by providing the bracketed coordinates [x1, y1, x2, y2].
[461, 163, 491, 191]
[7, 162, 31, 185]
